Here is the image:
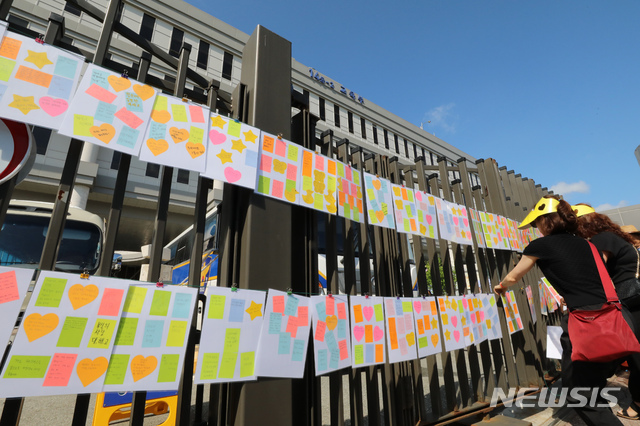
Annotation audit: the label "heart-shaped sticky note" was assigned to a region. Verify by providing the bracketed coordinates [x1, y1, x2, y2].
[463, 218, 469, 227]
[426, 215, 433, 225]
[169, 127, 189, 143]
[431, 334, 439, 347]
[23, 313, 59, 342]
[147, 138, 169, 156]
[68, 284, 99, 310]
[39, 97, 68, 117]
[132, 84, 155, 101]
[326, 315, 338, 330]
[454, 330, 461, 342]
[395, 200, 404, 211]
[375, 211, 385, 223]
[372, 179, 381, 190]
[107, 75, 131, 92]
[453, 216, 459, 226]
[90, 123, 115, 144]
[131, 355, 158, 382]
[186, 142, 205, 159]
[224, 167, 242, 183]
[76, 357, 108, 387]
[209, 129, 227, 145]
[353, 325, 365, 342]
[373, 325, 384, 342]
[362, 306, 374, 322]
[450, 315, 458, 328]
[413, 301, 422, 314]
[151, 109, 171, 124]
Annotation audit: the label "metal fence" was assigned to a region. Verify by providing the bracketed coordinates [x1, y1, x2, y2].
[0, 2, 563, 425]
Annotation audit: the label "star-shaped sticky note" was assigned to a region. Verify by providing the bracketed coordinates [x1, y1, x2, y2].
[9, 95, 40, 115]
[245, 300, 263, 321]
[231, 138, 246, 153]
[24, 50, 53, 69]
[243, 130, 257, 143]
[431, 318, 438, 330]
[444, 329, 451, 341]
[210, 115, 226, 129]
[445, 300, 451, 309]
[217, 149, 233, 164]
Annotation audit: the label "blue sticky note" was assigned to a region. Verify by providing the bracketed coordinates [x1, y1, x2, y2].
[95, 101, 118, 124]
[116, 126, 139, 149]
[325, 329, 338, 353]
[229, 298, 245, 323]
[395, 299, 403, 315]
[329, 350, 339, 369]
[315, 301, 326, 322]
[90, 68, 109, 89]
[337, 319, 347, 339]
[365, 344, 374, 363]
[142, 320, 164, 348]
[317, 349, 328, 372]
[278, 332, 291, 355]
[0, 84, 7, 100]
[171, 293, 193, 319]
[483, 324, 488, 335]
[244, 149, 258, 167]
[54, 56, 79, 79]
[125, 92, 143, 112]
[292, 339, 305, 362]
[370, 200, 380, 211]
[149, 122, 166, 140]
[47, 75, 74, 99]
[284, 296, 299, 317]
[269, 312, 282, 334]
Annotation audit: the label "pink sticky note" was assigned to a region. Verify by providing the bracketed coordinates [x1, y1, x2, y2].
[326, 297, 335, 316]
[315, 155, 324, 171]
[0, 270, 20, 304]
[260, 155, 272, 173]
[404, 314, 413, 331]
[399, 338, 408, 356]
[286, 164, 297, 181]
[189, 105, 205, 123]
[43, 353, 78, 387]
[85, 83, 117, 103]
[98, 288, 124, 317]
[272, 180, 284, 199]
[385, 299, 395, 316]
[275, 140, 286, 157]
[338, 339, 348, 360]
[272, 295, 285, 314]
[314, 320, 326, 342]
[297, 306, 308, 325]
[341, 179, 349, 194]
[345, 166, 352, 181]
[337, 303, 346, 320]
[351, 183, 358, 196]
[115, 108, 144, 129]
[286, 315, 299, 338]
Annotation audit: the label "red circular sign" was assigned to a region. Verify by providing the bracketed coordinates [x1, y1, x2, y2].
[0, 118, 34, 184]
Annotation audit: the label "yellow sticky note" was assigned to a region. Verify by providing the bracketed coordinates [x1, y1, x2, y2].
[406, 332, 415, 347]
[224, 328, 241, 353]
[218, 352, 237, 379]
[188, 126, 204, 144]
[228, 120, 241, 137]
[123, 286, 147, 314]
[153, 95, 168, 111]
[200, 353, 219, 380]
[166, 320, 188, 347]
[73, 114, 94, 137]
[287, 145, 299, 161]
[171, 104, 188, 122]
[239, 352, 255, 378]
[441, 313, 449, 325]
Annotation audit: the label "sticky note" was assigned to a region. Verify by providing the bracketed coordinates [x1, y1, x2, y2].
[338, 339, 348, 361]
[224, 328, 241, 353]
[98, 288, 125, 317]
[337, 303, 346, 320]
[114, 317, 138, 346]
[365, 344, 374, 364]
[104, 354, 130, 385]
[292, 339, 305, 362]
[269, 312, 283, 334]
[43, 353, 78, 387]
[315, 321, 326, 342]
[141, 320, 164, 348]
[278, 332, 291, 355]
[229, 298, 245, 323]
[115, 107, 144, 129]
[406, 332, 415, 347]
[208, 295, 226, 319]
[85, 83, 117, 104]
[125, 92, 143, 112]
[353, 304, 363, 323]
[123, 286, 147, 314]
[317, 349, 328, 371]
[15, 66, 52, 88]
[375, 344, 384, 363]
[385, 299, 395, 316]
[54, 56, 79, 79]
[166, 320, 188, 347]
[285, 316, 299, 338]
[284, 296, 299, 316]
[56, 316, 88, 348]
[0, 37, 21, 60]
[374, 304, 383, 322]
[227, 120, 241, 136]
[189, 126, 204, 144]
[354, 345, 364, 365]
[365, 324, 373, 343]
[272, 295, 285, 314]
[0, 270, 20, 304]
[337, 319, 347, 339]
[87, 319, 116, 349]
[389, 318, 398, 350]
[170, 104, 188, 122]
[402, 302, 412, 314]
[218, 352, 237, 379]
[395, 299, 403, 314]
[153, 94, 168, 111]
[94, 101, 117, 124]
[150, 290, 171, 316]
[157, 354, 180, 383]
[171, 293, 193, 319]
[3, 355, 51, 379]
[35, 277, 67, 308]
[287, 145, 299, 161]
[239, 352, 255, 378]
[200, 353, 219, 380]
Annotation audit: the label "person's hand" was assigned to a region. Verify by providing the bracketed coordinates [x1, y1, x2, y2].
[494, 282, 507, 296]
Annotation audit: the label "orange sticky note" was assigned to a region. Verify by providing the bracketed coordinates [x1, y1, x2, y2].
[423, 315, 431, 330]
[417, 319, 424, 335]
[302, 151, 313, 177]
[375, 344, 384, 363]
[438, 299, 445, 312]
[15, 66, 52, 88]
[353, 304, 363, 323]
[388, 318, 398, 350]
[430, 301, 437, 315]
[0, 37, 21, 59]
[262, 136, 274, 153]
[365, 324, 373, 343]
[328, 160, 336, 175]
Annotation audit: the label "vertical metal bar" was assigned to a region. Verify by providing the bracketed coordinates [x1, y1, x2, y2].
[0, 176, 17, 228]
[0, 0, 13, 21]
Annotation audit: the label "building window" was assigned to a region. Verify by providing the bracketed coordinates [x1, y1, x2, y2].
[334, 104, 340, 128]
[421, 148, 426, 159]
[360, 117, 366, 139]
[383, 129, 389, 149]
[140, 13, 155, 42]
[7, 15, 29, 28]
[169, 27, 184, 58]
[222, 52, 233, 80]
[146, 163, 160, 178]
[372, 126, 378, 145]
[413, 144, 418, 158]
[404, 138, 409, 157]
[177, 169, 190, 184]
[348, 111, 353, 134]
[319, 98, 326, 121]
[394, 135, 399, 153]
[32, 126, 51, 155]
[64, 3, 81, 16]
[110, 151, 121, 170]
[197, 40, 209, 70]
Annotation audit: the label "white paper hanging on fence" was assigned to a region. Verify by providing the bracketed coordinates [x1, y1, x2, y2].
[298, 148, 338, 215]
[437, 295, 467, 352]
[546, 326, 563, 359]
[525, 285, 537, 324]
[0, 271, 129, 398]
[502, 290, 524, 335]
[0, 21, 7, 40]
[58, 63, 158, 156]
[461, 294, 488, 346]
[349, 295, 387, 367]
[201, 113, 261, 190]
[255, 133, 302, 205]
[468, 208, 487, 249]
[363, 172, 395, 229]
[254, 289, 311, 378]
[478, 293, 503, 341]
[390, 184, 421, 236]
[195, 287, 265, 384]
[138, 93, 209, 173]
[0, 31, 84, 130]
[310, 295, 351, 376]
[414, 191, 439, 240]
[0, 267, 33, 349]
[384, 297, 418, 363]
[103, 284, 197, 392]
[412, 297, 443, 358]
[337, 162, 364, 223]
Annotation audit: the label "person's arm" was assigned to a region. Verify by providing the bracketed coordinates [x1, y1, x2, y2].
[601, 250, 611, 262]
[494, 255, 538, 295]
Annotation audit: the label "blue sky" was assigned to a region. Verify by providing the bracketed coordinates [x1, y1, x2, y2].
[190, 0, 640, 211]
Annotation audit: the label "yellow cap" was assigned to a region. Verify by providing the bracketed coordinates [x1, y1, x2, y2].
[519, 197, 560, 229]
[571, 204, 595, 217]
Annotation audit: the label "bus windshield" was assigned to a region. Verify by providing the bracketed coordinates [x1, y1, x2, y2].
[0, 214, 102, 273]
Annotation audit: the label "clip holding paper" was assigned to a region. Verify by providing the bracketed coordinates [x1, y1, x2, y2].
[364, 292, 369, 299]
[231, 283, 238, 292]
[121, 70, 129, 79]
[182, 97, 189, 103]
[327, 291, 333, 298]
[286, 288, 293, 296]
[80, 269, 90, 279]
[156, 281, 164, 288]
[35, 35, 45, 44]
[422, 294, 426, 299]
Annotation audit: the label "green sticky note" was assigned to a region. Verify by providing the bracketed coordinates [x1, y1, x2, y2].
[367, 189, 375, 201]
[208, 295, 226, 319]
[337, 162, 345, 178]
[104, 354, 130, 385]
[87, 318, 117, 349]
[490, 297, 496, 306]
[227, 120, 241, 137]
[459, 303, 464, 314]
[257, 176, 270, 194]
[313, 193, 324, 210]
[73, 114, 94, 137]
[200, 353, 219, 380]
[123, 286, 147, 314]
[353, 209, 360, 222]
[418, 336, 429, 348]
[166, 320, 188, 347]
[171, 104, 188, 122]
[353, 171, 360, 185]
[56, 316, 88, 348]
[0, 57, 15, 81]
[218, 352, 237, 379]
[287, 145, 299, 161]
[240, 352, 255, 378]
[405, 204, 413, 218]
[374, 304, 383, 322]
[35, 277, 67, 308]
[403, 218, 410, 232]
[150, 290, 171, 316]
[153, 95, 168, 111]
[189, 126, 204, 144]
[381, 203, 388, 216]
[157, 354, 180, 383]
[407, 191, 414, 203]
[224, 328, 241, 353]
[302, 176, 313, 191]
[368, 210, 377, 224]
[285, 179, 296, 192]
[3, 355, 51, 379]
[354, 345, 364, 365]
[114, 317, 138, 346]
[327, 176, 336, 192]
[402, 302, 411, 313]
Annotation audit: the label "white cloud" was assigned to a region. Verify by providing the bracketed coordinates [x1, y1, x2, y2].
[594, 201, 628, 212]
[422, 103, 457, 133]
[549, 181, 590, 196]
